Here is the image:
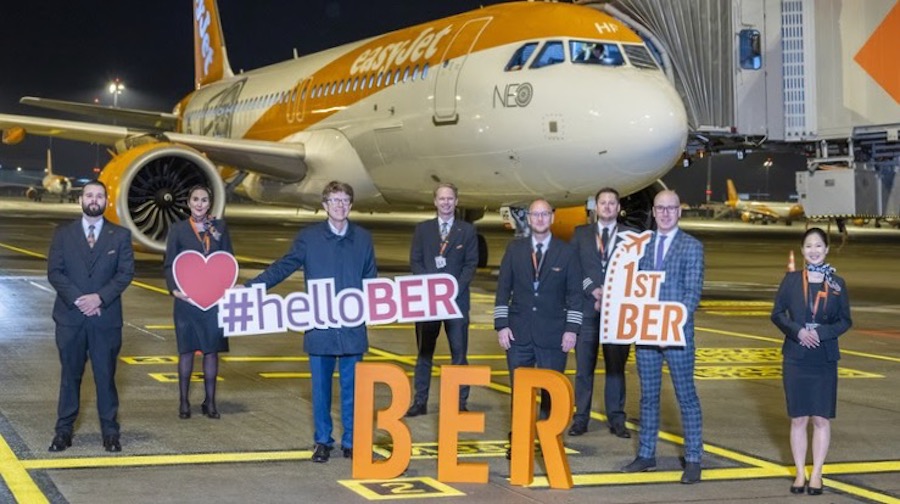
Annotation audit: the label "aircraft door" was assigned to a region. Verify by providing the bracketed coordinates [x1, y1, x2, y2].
[433, 17, 491, 124]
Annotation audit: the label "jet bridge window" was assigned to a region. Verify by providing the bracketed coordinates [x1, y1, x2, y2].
[505, 42, 538, 71]
[530, 41, 565, 69]
[570, 41, 625, 66]
[739, 29, 762, 70]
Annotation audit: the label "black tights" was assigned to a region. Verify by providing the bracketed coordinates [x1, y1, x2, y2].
[178, 352, 219, 406]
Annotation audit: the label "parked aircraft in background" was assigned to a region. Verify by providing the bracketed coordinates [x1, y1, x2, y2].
[726, 179, 804, 225]
[26, 149, 80, 202]
[0, 0, 688, 258]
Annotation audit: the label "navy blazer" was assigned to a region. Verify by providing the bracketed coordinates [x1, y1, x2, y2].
[409, 218, 478, 312]
[771, 271, 851, 362]
[571, 222, 638, 317]
[637, 229, 704, 339]
[494, 236, 582, 349]
[47, 218, 135, 328]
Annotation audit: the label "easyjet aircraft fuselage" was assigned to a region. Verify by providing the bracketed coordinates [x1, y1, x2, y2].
[182, 1, 686, 208]
[0, 1, 687, 252]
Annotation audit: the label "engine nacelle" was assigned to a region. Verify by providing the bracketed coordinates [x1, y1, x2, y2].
[99, 142, 226, 253]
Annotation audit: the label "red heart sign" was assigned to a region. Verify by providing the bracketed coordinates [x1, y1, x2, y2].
[172, 250, 239, 311]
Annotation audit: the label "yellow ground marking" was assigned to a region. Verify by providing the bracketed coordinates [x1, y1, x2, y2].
[22, 449, 315, 470]
[148, 372, 223, 383]
[697, 326, 900, 363]
[0, 241, 47, 259]
[0, 431, 49, 504]
[339, 477, 465, 500]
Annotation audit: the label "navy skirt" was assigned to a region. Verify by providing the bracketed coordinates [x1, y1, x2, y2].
[783, 352, 837, 418]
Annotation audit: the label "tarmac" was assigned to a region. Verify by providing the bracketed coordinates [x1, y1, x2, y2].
[0, 199, 898, 504]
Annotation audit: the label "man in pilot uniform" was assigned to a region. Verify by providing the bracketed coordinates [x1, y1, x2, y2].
[494, 198, 582, 432]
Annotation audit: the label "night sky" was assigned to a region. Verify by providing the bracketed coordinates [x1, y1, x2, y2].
[0, 0, 799, 203]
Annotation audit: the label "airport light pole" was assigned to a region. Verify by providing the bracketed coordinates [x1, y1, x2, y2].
[763, 157, 773, 197]
[108, 79, 125, 108]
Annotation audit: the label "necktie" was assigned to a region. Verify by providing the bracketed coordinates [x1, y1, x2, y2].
[601, 226, 610, 259]
[534, 242, 543, 280]
[655, 234, 667, 270]
[87, 224, 96, 249]
[440, 221, 449, 241]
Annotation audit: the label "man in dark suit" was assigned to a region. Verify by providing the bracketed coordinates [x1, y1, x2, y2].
[495, 199, 582, 427]
[568, 187, 635, 438]
[405, 183, 479, 417]
[47, 180, 134, 453]
[621, 190, 704, 484]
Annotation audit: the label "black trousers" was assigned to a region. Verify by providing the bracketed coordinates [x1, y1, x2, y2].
[55, 322, 122, 436]
[412, 317, 470, 407]
[573, 316, 631, 428]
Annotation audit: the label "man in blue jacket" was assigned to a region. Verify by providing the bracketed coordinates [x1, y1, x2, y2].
[245, 181, 377, 463]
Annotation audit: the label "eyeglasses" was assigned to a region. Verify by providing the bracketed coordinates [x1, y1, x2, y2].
[528, 211, 553, 218]
[325, 198, 351, 206]
[653, 205, 679, 214]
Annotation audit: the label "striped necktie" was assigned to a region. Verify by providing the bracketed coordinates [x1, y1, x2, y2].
[87, 225, 96, 249]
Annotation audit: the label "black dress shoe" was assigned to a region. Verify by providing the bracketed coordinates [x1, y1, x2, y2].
[311, 443, 332, 463]
[790, 483, 806, 494]
[807, 484, 824, 495]
[681, 462, 701, 484]
[405, 403, 427, 417]
[621, 456, 657, 473]
[609, 425, 631, 438]
[201, 402, 220, 419]
[567, 422, 588, 436]
[103, 435, 121, 453]
[343, 447, 353, 459]
[48, 433, 72, 452]
[179, 401, 191, 419]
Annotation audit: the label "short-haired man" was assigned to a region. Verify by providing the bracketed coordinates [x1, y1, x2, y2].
[568, 188, 636, 438]
[494, 199, 582, 457]
[47, 180, 135, 453]
[406, 183, 478, 417]
[245, 181, 377, 463]
[621, 190, 704, 484]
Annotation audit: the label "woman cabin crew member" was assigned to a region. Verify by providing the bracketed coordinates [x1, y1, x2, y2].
[163, 185, 234, 420]
[771, 227, 851, 496]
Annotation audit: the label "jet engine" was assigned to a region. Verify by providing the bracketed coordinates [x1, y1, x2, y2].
[99, 142, 226, 252]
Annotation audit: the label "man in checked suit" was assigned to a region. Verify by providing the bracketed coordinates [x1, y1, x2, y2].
[621, 190, 704, 484]
[47, 180, 134, 453]
[568, 187, 636, 439]
[495, 199, 582, 427]
[405, 183, 479, 417]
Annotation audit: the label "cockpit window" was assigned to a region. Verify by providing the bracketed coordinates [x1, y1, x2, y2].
[531, 41, 565, 69]
[505, 42, 538, 71]
[622, 44, 660, 70]
[570, 41, 625, 66]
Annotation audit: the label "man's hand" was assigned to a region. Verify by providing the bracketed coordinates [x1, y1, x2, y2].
[591, 287, 602, 301]
[75, 293, 102, 316]
[561, 331, 577, 352]
[498, 327, 514, 350]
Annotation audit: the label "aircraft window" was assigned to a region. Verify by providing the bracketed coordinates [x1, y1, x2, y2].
[505, 42, 538, 71]
[376, 72, 384, 87]
[368, 74, 375, 88]
[530, 41, 565, 69]
[570, 41, 625, 66]
[300, 88, 306, 100]
[352, 77, 358, 91]
[622, 44, 658, 69]
[412, 65, 420, 81]
[402, 67, 410, 82]
[332, 82, 339, 95]
[422, 63, 429, 79]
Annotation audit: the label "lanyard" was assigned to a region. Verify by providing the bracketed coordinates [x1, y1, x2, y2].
[802, 270, 829, 321]
[531, 247, 545, 282]
[596, 224, 615, 260]
[190, 219, 211, 254]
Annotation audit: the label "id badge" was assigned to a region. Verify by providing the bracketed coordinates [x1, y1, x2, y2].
[435, 256, 447, 269]
[805, 323, 819, 331]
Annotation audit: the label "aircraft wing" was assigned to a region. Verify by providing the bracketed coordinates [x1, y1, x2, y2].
[0, 114, 306, 182]
[20, 97, 178, 131]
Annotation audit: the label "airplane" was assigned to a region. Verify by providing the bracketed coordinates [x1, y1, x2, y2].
[726, 179, 804, 225]
[0, 149, 78, 202]
[0, 0, 688, 261]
